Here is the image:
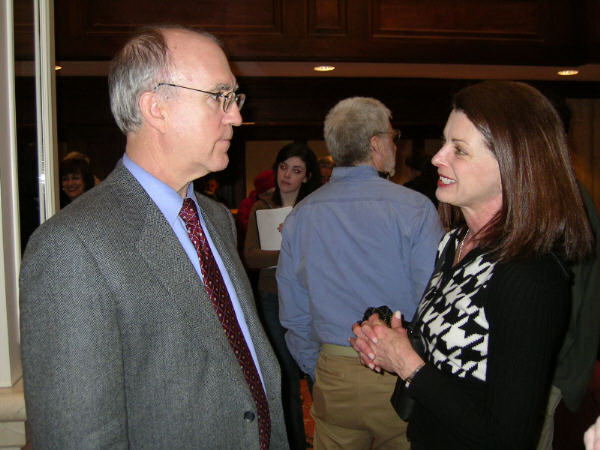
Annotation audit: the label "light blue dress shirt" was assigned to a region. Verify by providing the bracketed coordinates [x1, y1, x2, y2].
[123, 155, 264, 383]
[276, 165, 443, 378]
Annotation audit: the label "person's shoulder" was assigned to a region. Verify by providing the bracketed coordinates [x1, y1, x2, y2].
[500, 253, 569, 278]
[487, 252, 572, 322]
[237, 196, 254, 214]
[378, 179, 435, 207]
[23, 177, 125, 261]
[254, 191, 276, 209]
[250, 199, 270, 214]
[196, 191, 232, 221]
[367, 181, 439, 227]
[493, 252, 572, 298]
[48, 175, 121, 228]
[35, 164, 139, 230]
[238, 196, 253, 208]
[293, 177, 435, 212]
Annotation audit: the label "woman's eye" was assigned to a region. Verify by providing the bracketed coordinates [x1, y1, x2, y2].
[454, 146, 467, 155]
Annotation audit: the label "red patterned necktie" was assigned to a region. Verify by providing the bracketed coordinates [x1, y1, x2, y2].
[179, 198, 271, 449]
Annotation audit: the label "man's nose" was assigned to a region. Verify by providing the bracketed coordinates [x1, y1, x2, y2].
[226, 103, 243, 126]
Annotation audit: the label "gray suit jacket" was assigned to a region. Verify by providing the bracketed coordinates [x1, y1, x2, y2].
[20, 163, 288, 449]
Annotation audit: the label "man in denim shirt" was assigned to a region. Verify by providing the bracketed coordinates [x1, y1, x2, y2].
[277, 97, 443, 449]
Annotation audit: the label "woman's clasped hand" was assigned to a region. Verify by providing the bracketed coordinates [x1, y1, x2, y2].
[350, 312, 424, 381]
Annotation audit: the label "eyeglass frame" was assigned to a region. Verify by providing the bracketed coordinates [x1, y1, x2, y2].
[374, 129, 402, 145]
[154, 82, 246, 113]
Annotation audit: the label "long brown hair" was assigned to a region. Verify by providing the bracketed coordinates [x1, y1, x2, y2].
[439, 81, 593, 262]
[272, 142, 321, 207]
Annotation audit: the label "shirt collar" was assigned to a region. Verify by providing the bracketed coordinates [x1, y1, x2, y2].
[330, 165, 378, 182]
[122, 154, 197, 227]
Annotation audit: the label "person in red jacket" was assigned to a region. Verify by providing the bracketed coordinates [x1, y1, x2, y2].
[237, 169, 275, 239]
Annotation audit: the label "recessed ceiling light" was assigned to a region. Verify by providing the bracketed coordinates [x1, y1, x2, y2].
[54, 65, 62, 71]
[313, 65, 335, 72]
[557, 69, 578, 76]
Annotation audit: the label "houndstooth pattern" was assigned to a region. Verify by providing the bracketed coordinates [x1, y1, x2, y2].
[417, 231, 497, 382]
[180, 198, 271, 449]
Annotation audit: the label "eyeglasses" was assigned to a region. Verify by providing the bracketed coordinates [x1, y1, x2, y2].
[155, 82, 246, 113]
[375, 129, 402, 146]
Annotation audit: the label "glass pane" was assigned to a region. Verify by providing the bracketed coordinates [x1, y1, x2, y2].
[14, 0, 40, 250]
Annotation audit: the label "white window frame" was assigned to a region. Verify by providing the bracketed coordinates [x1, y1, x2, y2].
[0, 0, 57, 386]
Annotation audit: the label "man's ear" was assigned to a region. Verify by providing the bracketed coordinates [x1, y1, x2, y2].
[370, 134, 383, 153]
[370, 134, 383, 166]
[139, 91, 167, 133]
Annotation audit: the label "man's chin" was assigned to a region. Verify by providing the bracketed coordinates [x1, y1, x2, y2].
[203, 143, 230, 173]
[211, 155, 229, 173]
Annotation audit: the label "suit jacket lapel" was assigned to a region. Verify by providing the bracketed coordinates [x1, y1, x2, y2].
[110, 165, 232, 351]
[108, 164, 277, 387]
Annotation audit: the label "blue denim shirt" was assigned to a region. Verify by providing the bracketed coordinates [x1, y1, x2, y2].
[277, 165, 443, 378]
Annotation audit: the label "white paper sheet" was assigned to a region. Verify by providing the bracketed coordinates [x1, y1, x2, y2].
[256, 206, 293, 250]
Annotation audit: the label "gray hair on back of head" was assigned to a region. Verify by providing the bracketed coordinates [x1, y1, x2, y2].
[108, 25, 220, 135]
[324, 97, 392, 167]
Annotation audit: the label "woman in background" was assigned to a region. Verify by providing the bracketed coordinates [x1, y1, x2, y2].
[60, 157, 95, 208]
[351, 81, 593, 449]
[244, 141, 321, 449]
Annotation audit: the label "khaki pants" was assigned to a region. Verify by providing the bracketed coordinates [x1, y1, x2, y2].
[312, 344, 410, 450]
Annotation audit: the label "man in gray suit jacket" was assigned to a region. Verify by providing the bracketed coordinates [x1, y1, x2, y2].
[20, 25, 288, 449]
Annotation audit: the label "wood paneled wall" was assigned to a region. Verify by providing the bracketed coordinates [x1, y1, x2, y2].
[15, 76, 600, 212]
[12, 0, 600, 215]
[14, 0, 600, 65]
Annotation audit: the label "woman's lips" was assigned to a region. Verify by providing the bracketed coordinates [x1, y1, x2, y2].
[437, 175, 456, 187]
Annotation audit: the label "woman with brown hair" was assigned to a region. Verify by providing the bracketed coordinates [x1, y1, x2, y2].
[59, 157, 95, 208]
[351, 81, 593, 449]
[244, 141, 321, 449]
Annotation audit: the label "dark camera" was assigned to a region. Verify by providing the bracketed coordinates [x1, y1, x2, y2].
[361, 305, 393, 327]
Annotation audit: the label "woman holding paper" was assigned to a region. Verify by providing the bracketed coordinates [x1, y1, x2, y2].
[244, 141, 321, 449]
